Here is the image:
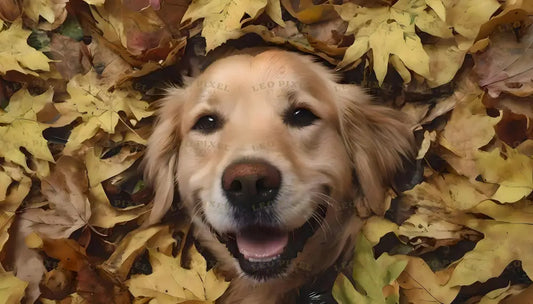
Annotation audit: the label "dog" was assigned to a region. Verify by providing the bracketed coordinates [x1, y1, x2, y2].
[143, 50, 415, 303]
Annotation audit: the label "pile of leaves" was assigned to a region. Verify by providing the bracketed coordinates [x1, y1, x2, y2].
[0, 0, 532, 303]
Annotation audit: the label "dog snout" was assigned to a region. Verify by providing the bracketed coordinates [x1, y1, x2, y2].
[222, 161, 281, 209]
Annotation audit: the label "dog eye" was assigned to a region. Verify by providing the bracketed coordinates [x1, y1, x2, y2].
[284, 108, 319, 128]
[192, 114, 222, 134]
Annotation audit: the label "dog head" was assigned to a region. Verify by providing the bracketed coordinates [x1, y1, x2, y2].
[144, 50, 414, 287]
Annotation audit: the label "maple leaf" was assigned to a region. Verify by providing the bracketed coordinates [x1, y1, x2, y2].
[54, 70, 153, 154]
[127, 244, 230, 303]
[332, 234, 407, 304]
[182, 0, 285, 51]
[0, 88, 54, 172]
[20, 156, 91, 239]
[0, 19, 51, 75]
[336, 0, 499, 86]
[335, 0, 433, 85]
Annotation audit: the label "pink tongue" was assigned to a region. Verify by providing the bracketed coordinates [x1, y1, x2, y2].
[236, 229, 289, 259]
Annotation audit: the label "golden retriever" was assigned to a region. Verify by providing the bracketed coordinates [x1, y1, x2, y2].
[143, 50, 414, 303]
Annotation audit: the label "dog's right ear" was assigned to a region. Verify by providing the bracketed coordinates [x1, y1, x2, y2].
[143, 87, 185, 226]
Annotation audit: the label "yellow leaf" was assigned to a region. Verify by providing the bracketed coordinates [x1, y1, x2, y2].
[182, 0, 283, 51]
[85, 146, 141, 187]
[102, 225, 177, 280]
[333, 234, 407, 304]
[402, 174, 490, 211]
[471, 199, 533, 224]
[0, 89, 54, 172]
[447, 219, 533, 287]
[416, 130, 436, 159]
[333, 273, 369, 304]
[336, 0, 431, 85]
[425, 0, 445, 21]
[0, 19, 51, 75]
[439, 85, 500, 159]
[0, 271, 28, 303]
[475, 147, 533, 203]
[22, 0, 68, 29]
[88, 183, 149, 228]
[83, 0, 106, 5]
[337, 0, 499, 86]
[446, 0, 500, 50]
[478, 284, 527, 304]
[398, 257, 459, 303]
[126, 245, 230, 303]
[55, 71, 153, 154]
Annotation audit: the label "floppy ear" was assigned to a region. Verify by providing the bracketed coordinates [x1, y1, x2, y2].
[143, 87, 185, 225]
[335, 85, 415, 216]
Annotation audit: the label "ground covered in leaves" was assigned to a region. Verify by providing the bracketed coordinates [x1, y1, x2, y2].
[0, 0, 533, 303]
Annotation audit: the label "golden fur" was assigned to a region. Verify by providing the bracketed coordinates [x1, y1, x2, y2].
[144, 50, 415, 303]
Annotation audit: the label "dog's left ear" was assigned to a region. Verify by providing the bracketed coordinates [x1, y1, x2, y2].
[335, 84, 415, 216]
[143, 87, 185, 225]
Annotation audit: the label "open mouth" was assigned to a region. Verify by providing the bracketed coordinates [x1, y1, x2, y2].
[217, 204, 327, 280]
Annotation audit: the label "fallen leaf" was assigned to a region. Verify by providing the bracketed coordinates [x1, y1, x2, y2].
[182, 0, 284, 51]
[398, 257, 459, 303]
[85, 146, 141, 187]
[336, 0, 431, 85]
[281, 0, 336, 24]
[126, 244, 230, 303]
[101, 225, 172, 280]
[0, 88, 54, 172]
[477, 284, 527, 304]
[22, 0, 68, 30]
[474, 23, 533, 98]
[0, 271, 28, 304]
[447, 219, 533, 287]
[88, 183, 149, 228]
[0, 19, 51, 75]
[475, 146, 533, 203]
[20, 156, 91, 239]
[332, 234, 407, 304]
[439, 82, 500, 159]
[54, 70, 152, 154]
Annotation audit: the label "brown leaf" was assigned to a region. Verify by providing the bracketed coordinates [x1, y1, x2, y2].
[474, 23, 533, 97]
[77, 263, 131, 304]
[20, 156, 92, 239]
[49, 34, 92, 80]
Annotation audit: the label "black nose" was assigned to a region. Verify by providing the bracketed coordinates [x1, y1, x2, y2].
[222, 161, 281, 209]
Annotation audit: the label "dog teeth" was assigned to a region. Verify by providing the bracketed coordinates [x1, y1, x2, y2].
[247, 254, 281, 263]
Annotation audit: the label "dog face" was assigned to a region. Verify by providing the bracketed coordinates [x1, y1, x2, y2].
[144, 50, 414, 293]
